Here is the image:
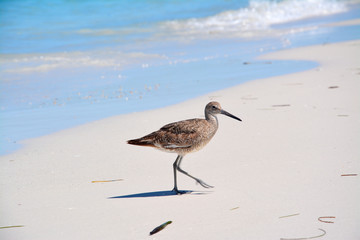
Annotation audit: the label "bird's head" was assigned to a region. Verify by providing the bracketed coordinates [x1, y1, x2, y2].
[205, 101, 242, 121]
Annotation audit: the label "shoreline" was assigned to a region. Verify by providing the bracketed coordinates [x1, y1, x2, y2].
[0, 49, 318, 156]
[1, 39, 359, 239]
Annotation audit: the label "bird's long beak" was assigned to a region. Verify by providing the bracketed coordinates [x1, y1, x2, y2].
[221, 109, 242, 121]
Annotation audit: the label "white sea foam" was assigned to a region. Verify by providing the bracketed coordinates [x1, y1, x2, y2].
[160, 0, 349, 38]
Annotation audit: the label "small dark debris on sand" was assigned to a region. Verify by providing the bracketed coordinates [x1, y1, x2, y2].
[272, 104, 291, 107]
[149, 221, 172, 236]
[0, 225, 24, 229]
[280, 228, 326, 240]
[318, 216, 335, 224]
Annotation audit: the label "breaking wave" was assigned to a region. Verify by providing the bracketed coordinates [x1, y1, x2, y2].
[160, 0, 349, 38]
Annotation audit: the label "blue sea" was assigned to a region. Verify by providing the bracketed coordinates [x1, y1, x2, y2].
[1, 0, 360, 155]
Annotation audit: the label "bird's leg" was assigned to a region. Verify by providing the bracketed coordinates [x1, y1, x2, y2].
[176, 157, 213, 189]
[172, 155, 185, 194]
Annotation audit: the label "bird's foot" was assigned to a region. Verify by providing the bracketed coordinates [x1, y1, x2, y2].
[172, 187, 188, 195]
[195, 179, 214, 189]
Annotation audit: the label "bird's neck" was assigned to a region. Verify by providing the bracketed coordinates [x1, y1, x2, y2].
[205, 113, 218, 128]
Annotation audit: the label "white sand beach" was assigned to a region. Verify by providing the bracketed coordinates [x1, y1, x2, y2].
[1, 39, 359, 239]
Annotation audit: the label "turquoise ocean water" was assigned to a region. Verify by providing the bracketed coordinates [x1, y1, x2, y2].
[1, 0, 360, 155]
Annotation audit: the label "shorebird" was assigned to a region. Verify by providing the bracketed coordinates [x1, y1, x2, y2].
[127, 101, 241, 194]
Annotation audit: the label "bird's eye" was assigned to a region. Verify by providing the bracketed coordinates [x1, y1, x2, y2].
[212, 106, 216, 109]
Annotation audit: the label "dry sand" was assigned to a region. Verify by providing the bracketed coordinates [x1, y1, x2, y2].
[1, 40, 359, 239]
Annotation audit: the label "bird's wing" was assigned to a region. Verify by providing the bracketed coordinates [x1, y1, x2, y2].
[160, 119, 203, 134]
[156, 119, 209, 149]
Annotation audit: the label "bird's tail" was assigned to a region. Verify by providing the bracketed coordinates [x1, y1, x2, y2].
[127, 138, 154, 147]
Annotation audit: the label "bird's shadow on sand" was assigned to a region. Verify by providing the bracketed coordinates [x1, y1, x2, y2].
[109, 190, 212, 199]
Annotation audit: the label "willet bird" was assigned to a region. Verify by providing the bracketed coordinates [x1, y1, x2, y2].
[127, 101, 241, 194]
